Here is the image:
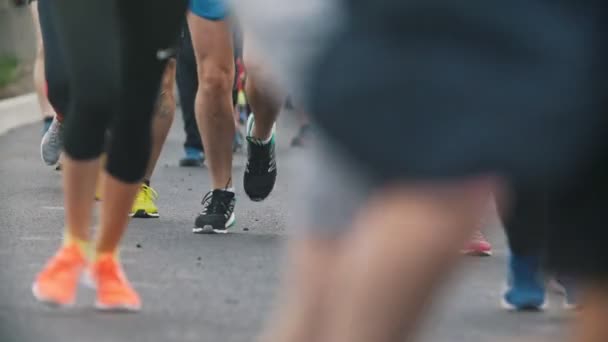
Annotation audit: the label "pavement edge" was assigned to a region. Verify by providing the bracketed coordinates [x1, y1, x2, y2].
[0, 92, 39, 136]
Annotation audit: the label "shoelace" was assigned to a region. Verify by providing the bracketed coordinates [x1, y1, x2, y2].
[201, 191, 231, 216]
[246, 139, 274, 175]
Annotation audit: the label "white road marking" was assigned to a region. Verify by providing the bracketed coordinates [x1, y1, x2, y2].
[20, 236, 58, 241]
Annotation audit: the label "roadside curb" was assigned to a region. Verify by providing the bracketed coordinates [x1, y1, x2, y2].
[0, 92, 40, 136]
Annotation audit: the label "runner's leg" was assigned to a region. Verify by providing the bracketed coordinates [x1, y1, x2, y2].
[239, 0, 601, 340]
[242, 38, 281, 201]
[263, 144, 494, 342]
[188, 12, 234, 190]
[188, 2, 237, 233]
[33, 0, 187, 309]
[144, 59, 177, 182]
[176, 21, 205, 166]
[130, 59, 177, 218]
[321, 183, 492, 342]
[28, 0, 55, 130]
[38, 0, 69, 165]
[501, 189, 547, 310]
[243, 40, 281, 141]
[33, 0, 127, 307]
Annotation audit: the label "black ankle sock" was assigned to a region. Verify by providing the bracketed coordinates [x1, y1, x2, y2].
[143, 179, 150, 187]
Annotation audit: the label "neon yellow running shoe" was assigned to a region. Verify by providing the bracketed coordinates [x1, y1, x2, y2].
[130, 184, 159, 218]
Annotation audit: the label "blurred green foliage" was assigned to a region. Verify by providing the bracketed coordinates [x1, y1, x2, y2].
[0, 56, 19, 88]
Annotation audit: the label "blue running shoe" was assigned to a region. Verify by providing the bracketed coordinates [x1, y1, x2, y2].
[502, 254, 546, 311]
[179, 147, 204, 167]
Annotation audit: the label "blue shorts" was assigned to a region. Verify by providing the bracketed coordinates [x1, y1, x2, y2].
[190, 0, 227, 20]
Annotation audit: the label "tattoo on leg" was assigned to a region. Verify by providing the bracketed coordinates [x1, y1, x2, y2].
[155, 92, 174, 119]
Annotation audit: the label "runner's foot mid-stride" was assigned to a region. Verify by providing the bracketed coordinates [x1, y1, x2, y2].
[244, 114, 277, 201]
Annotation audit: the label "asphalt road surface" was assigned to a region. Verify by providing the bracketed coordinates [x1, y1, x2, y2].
[0, 113, 570, 342]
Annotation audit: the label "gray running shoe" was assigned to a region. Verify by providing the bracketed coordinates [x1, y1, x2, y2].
[40, 117, 64, 166]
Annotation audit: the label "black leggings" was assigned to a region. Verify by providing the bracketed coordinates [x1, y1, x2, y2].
[49, 0, 187, 183]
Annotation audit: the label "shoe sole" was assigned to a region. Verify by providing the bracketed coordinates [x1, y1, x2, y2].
[248, 190, 274, 202]
[95, 302, 141, 312]
[32, 273, 140, 312]
[179, 159, 203, 167]
[193, 213, 236, 234]
[500, 297, 547, 311]
[130, 210, 160, 218]
[461, 249, 492, 257]
[500, 283, 548, 311]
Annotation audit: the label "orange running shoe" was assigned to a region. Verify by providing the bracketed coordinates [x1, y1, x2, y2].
[32, 244, 87, 307]
[91, 254, 141, 312]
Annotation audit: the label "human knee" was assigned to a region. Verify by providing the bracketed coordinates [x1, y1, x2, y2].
[244, 57, 281, 103]
[197, 61, 234, 99]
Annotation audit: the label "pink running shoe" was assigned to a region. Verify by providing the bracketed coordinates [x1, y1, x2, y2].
[462, 230, 492, 256]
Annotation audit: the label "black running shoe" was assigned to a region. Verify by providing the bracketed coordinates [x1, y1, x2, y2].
[193, 190, 236, 234]
[244, 115, 277, 201]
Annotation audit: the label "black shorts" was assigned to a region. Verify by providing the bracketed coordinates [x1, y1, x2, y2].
[304, 1, 608, 277]
[235, 0, 608, 276]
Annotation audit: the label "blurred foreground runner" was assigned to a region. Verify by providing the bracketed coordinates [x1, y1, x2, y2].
[235, 1, 608, 341]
